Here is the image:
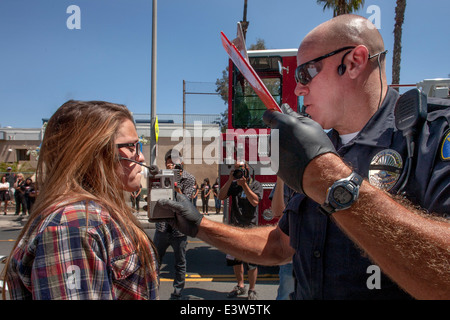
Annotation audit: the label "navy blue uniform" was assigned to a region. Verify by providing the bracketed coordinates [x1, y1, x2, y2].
[279, 88, 450, 299]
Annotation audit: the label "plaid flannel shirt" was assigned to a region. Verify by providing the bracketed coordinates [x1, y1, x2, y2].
[6, 201, 159, 300]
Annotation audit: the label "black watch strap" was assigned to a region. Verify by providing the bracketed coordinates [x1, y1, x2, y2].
[319, 201, 337, 216]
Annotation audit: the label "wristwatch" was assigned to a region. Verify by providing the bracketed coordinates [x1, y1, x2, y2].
[319, 171, 363, 216]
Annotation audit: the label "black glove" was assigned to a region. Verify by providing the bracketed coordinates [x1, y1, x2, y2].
[263, 104, 337, 194]
[156, 193, 203, 237]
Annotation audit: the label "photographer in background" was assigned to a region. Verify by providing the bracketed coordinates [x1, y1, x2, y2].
[153, 149, 195, 300]
[218, 161, 263, 300]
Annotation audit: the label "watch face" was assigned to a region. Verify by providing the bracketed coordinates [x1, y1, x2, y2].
[332, 186, 352, 204]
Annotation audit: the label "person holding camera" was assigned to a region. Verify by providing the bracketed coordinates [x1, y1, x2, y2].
[218, 161, 263, 300]
[153, 149, 195, 300]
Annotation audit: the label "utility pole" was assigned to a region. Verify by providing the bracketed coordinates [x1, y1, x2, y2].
[183, 80, 186, 150]
[150, 0, 157, 165]
[183, 80, 186, 132]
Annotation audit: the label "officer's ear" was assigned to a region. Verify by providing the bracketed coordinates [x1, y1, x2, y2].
[346, 45, 370, 80]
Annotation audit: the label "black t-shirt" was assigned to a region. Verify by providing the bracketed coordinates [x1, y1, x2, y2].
[201, 184, 210, 199]
[227, 179, 263, 227]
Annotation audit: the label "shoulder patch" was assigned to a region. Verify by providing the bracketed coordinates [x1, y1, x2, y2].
[441, 129, 450, 161]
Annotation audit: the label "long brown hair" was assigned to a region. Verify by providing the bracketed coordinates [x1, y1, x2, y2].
[2, 100, 157, 297]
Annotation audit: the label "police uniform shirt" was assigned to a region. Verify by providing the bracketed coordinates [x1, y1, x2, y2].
[278, 87, 450, 299]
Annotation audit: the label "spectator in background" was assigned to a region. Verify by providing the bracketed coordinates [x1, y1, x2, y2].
[212, 178, 221, 214]
[22, 177, 36, 214]
[130, 184, 142, 212]
[0, 175, 11, 215]
[200, 178, 211, 215]
[13, 174, 26, 216]
[191, 180, 199, 208]
[5, 167, 16, 203]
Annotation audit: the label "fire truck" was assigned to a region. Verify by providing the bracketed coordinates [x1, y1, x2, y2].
[220, 48, 299, 225]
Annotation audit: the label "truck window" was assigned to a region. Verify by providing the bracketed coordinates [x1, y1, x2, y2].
[232, 56, 282, 128]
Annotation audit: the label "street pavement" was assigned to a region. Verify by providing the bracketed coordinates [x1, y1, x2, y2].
[0, 205, 280, 300]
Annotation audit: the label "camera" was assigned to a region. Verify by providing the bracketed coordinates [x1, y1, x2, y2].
[233, 167, 246, 179]
[142, 165, 181, 221]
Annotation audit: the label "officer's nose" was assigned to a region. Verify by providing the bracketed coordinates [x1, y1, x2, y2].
[295, 82, 309, 97]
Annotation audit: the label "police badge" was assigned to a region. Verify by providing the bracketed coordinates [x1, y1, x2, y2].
[369, 149, 403, 191]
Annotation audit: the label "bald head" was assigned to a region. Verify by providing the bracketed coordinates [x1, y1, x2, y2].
[295, 15, 389, 133]
[300, 14, 385, 60]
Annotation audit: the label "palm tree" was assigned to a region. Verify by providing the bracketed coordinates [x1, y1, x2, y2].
[392, 0, 407, 90]
[317, 0, 365, 17]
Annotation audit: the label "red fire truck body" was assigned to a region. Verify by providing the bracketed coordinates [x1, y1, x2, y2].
[220, 48, 299, 225]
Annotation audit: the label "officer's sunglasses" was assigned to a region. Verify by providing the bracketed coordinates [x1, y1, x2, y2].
[116, 141, 142, 158]
[294, 46, 356, 85]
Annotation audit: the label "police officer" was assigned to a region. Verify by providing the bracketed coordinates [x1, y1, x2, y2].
[156, 15, 450, 299]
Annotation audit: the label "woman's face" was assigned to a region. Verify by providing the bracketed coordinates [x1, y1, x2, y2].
[115, 119, 145, 192]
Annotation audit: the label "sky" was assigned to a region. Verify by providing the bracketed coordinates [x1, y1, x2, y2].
[0, 0, 449, 128]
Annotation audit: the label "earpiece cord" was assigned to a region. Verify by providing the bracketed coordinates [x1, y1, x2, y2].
[377, 53, 383, 110]
[369, 50, 388, 110]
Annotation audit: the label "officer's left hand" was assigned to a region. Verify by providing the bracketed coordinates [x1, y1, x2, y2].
[263, 104, 337, 194]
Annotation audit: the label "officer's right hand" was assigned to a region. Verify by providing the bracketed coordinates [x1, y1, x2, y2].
[156, 193, 203, 237]
[263, 104, 337, 195]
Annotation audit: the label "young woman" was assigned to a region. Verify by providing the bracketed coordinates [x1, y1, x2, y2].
[3, 100, 159, 300]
